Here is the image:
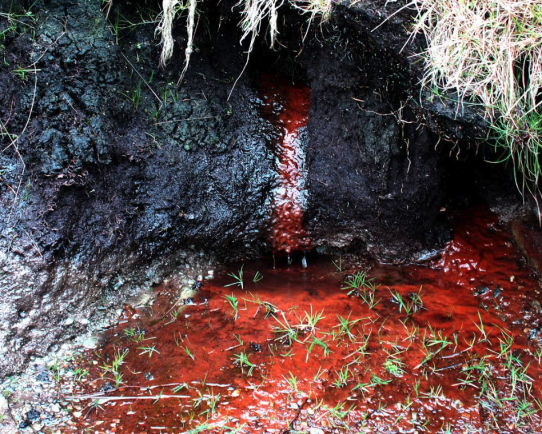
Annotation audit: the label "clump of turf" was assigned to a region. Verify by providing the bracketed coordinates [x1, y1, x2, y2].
[411, 0, 542, 207]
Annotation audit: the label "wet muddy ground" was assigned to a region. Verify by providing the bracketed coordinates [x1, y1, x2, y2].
[52, 207, 542, 433]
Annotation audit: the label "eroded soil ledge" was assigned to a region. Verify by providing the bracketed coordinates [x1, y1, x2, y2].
[0, 0, 539, 391]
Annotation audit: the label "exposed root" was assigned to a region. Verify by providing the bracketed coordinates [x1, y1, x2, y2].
[156, 0, 181, 68]
[177, 0, 198, 85]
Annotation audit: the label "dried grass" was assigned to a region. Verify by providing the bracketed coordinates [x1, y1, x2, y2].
[156, 0, 331, 96]
[237, 0, 283, 50]
[291, 0, 332, 41]
[411, 0, 542, 199]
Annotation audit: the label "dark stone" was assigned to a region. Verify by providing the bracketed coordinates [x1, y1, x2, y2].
[19, 420, 32, 429]
[474, 287, 490, 296]
[26, 409, 40, 421]
[191, 282, 203, 291]
[99, 382, 115, 393]
[36, 371, 49, 382]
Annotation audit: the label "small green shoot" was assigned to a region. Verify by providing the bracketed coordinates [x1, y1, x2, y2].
[283, 372, 298, 392]
[333, 366, 350, 388]
[232, 351, 256, 376]
[138, 345, 160, 358]
[225, 265, 244, 290]
[253, 271, 263, 283]
[183, 345, 195, 361]
[333, 312, 361, 342]
[223, 294, 239, 320]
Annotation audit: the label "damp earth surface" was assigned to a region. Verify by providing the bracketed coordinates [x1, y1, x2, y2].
[59, 207, 542, 433]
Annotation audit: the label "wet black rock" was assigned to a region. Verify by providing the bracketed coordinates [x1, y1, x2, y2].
[19, 409, 40, 428]
[99, 382, 115, 393]
[474, 287, 490, 296]
[19, 419, 32, 429]
[25, 409, 40, 421]
[191, 282, 203, 291]
[250, 342, 262, 352]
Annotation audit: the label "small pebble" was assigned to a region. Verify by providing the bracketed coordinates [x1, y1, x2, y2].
[99, 382, 114, 392]
[0, 396, 8, 414]
[19, 420, 32, 429]
[26, 409, 40, 421]
[36, 371, 49, 382]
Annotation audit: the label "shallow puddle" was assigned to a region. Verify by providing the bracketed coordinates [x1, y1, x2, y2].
[64, 206, 542, 433]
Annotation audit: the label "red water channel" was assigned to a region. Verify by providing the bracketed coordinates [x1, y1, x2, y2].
[66, 207, 542, 433]
[258, 75, 311, 254]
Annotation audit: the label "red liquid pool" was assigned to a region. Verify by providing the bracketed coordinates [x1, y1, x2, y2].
[65, 206, 542, 433]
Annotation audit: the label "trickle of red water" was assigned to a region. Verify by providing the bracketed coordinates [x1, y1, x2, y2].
[67, 207, 542, 433]
[258, 75, 311, 254]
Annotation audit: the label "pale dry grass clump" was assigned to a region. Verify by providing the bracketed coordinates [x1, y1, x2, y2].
[155, 0, 331, 92]
[411, 0, 542, 199]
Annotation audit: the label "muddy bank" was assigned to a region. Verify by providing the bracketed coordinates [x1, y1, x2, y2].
[0, 0, 274, 378]
[0, 0, 535, 381]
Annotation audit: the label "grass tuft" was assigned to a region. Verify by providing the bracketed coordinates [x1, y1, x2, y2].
[411, 0, 542, 207]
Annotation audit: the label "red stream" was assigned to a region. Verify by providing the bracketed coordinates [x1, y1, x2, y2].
[258, 75, 311, 254]
[68, 206, 542, 433]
